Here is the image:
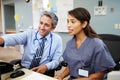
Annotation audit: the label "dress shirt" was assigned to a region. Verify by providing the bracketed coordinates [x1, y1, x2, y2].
[2, 29, 62, 70]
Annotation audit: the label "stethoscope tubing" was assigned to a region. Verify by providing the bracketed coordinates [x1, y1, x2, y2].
[33, 31, 52, 61]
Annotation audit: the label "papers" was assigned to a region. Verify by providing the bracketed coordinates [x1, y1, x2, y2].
[21, 72, 57, 80]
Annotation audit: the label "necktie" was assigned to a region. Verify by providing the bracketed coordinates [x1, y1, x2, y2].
[30, 37, 46, 69]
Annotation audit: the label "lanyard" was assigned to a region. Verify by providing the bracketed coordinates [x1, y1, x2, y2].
[33, 31, 52, 61]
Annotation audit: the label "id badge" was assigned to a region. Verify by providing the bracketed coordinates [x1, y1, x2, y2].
[78, 69, 88, 77]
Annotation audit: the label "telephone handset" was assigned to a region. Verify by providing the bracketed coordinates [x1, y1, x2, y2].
[0, 61, 14, 74]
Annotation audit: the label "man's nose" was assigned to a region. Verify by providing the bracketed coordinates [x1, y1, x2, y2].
[40, 24, 45, 29]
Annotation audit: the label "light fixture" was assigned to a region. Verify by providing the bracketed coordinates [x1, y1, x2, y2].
[25, 0, 30, 3]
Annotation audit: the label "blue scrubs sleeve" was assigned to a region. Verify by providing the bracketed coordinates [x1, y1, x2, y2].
[94, 44, 116, 73]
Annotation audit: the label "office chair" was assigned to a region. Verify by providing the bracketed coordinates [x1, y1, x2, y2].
[99, 34, 120, 70]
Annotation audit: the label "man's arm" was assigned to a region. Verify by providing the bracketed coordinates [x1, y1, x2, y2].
[0, 37, 4, 47]
[45, 34, 63, 70]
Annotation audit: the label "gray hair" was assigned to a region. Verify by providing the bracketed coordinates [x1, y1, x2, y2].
[41, 11, 58, 27]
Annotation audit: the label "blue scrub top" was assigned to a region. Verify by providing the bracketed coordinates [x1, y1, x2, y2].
[63, 37, 116, 79]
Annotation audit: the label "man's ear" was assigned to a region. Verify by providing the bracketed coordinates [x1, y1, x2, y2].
[51, 26, 56, 31]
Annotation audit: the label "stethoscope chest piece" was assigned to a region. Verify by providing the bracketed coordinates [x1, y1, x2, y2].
[47, 56, 52, 61]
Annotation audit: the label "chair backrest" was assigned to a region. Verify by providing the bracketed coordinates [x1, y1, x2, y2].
[99, 34, 120, 70]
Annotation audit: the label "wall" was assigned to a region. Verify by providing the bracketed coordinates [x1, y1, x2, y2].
[4, 5, 15, 30]
[0, 0, 2, 34]
[54, 0, 73, 32]
[1, 0, 120, 51]
[74, 0, 120, 35]
[56, 32, 72, 51]
[1, 0, 33, 33]
[14, 0, 33, 32]
[1, 0, 15, 34]
[56, 0, 120, 50]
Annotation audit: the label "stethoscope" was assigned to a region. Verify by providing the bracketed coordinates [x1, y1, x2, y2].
[33, 31, 53, 61]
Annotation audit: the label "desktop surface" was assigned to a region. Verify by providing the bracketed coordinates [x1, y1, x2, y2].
[107, 71, 120, 80]
[1, 68, 57, 80]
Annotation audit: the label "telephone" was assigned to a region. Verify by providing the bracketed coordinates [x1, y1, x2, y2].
[0, 61, 14, 74]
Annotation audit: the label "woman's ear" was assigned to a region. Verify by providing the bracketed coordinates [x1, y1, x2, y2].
[82, 21, 88, 28]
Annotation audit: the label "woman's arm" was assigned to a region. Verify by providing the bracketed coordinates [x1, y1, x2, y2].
[55, 66, 70, 80]
[73, 71, 105, 80]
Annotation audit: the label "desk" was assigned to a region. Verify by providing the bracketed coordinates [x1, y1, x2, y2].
[1, 68, 57, 80]
[107, 71, 120, 80]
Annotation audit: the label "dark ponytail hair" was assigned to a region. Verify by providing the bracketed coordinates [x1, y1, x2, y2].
[68, 7, 100, 38]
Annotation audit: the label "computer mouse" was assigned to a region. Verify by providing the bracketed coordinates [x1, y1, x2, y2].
[10, 70, 25, 78]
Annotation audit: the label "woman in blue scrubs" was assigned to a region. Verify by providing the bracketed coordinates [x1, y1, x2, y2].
[55, 7, 116, 80]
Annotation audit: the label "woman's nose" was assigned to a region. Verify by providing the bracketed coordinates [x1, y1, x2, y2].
[67, 23, 71, 28]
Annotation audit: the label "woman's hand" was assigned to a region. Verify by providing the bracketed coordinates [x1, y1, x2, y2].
[54, 66, 70, 80]
[54, 74, 63, 80]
